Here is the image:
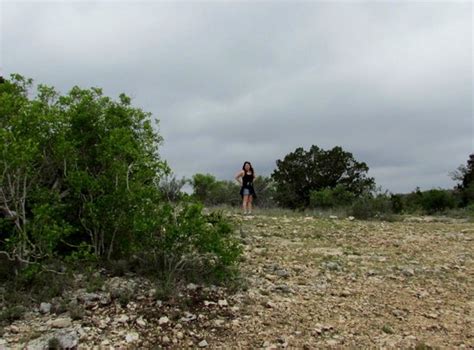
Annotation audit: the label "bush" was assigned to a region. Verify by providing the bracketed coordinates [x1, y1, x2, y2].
[0, 305, 25, 324]
[310, 188, 335, 208]
[402, 188, 424, 213]
[158, 174, 188, 202]
[390, 194, 404, 214]
[191, 173, 241, 207]
[350, 194, 393, 220]
[310, 184, 356, 209]
[12, 264, 71, 302]
[420, 189, 456, 214]
[0, 75, 242, 296]
[138, 202, 242, 283]
[0, 74, 169, 263]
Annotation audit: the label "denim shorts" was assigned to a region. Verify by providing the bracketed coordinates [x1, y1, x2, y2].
[242, 188, 250, 196]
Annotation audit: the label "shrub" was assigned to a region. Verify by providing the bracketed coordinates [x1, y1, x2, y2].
[420, 189, 456, 213]
[158, 174, 188, 202]
[0, 74, 168, 263]
[310, 184, 356, 209]
[390, 194, 404, 214]
[0, 75, 242, 295]
[350, 194, 393, 220]
[402, 188, 424, 213]
[190, 173, 241, 207]
[48, 338, 62, 350]
[310, 188, 335, 208]
[0, 305, 25, 323]
[138, 202, 242, 283]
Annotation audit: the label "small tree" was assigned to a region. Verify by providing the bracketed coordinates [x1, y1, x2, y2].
[272, 145, 375, 208]
[452, 154, 474, 205]
[191, 174, 219, 205]
[191, 174, 241, 207]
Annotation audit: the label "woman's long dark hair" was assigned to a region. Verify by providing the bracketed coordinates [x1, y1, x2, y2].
[242, 161, 254, 174]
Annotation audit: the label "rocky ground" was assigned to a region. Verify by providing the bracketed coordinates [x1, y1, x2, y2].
[1, 213, 473, 349]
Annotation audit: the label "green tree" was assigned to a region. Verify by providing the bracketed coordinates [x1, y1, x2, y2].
[420, 189, 456, 213]
[271, 145, 375, 208]
[0, 74, 168, 261]
[191, 174, 219, 205]
[452, 154, 474, 205]
[191, 174, 241, 207]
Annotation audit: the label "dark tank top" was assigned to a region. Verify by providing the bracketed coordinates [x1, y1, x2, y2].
[242, 172, 254, 188]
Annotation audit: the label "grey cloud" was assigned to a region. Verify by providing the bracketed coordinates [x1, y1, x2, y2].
[2, 1, 472, 193]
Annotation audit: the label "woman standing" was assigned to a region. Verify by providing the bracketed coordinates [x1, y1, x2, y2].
[235, 161, 256, 215]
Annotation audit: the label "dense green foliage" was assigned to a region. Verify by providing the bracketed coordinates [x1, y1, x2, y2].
[347, 188, 460, 219]
[309, 184, 356, 209]
[191, 173, 240, 207]
[271, 145, 375, 209]
[419, 189, 457, 213]
[0, 75, 241, 282]
[0, 74, 166, 261]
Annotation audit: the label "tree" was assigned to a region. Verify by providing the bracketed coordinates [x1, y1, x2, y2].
[271, 145, 375, 208]
[452, 154, 474, 205]
[191, 174, 219, 205]
[191, 174, 241, 207]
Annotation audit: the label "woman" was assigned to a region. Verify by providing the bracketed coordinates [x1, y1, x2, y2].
[235, 161, 256, 215]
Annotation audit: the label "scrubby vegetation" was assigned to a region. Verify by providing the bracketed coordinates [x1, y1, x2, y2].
[0, 75, 242, 316]
[1, 74, 472, 346]
[188, 149, 474, 220]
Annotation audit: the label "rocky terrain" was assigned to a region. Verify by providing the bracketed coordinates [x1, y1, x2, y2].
[1, 213, 473, 349]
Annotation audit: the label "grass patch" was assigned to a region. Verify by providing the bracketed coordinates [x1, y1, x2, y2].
[48, 337, 62, 349]
[69, 304, 85, 320]
[85, 273, 105, 293]
[382, 324, 394, 334]
[0, 305, 25, 324]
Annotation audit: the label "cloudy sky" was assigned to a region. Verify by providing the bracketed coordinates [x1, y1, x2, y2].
[1, 0, 472, 193]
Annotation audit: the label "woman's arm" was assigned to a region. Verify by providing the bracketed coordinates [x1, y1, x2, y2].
[235, 170, 244, 185]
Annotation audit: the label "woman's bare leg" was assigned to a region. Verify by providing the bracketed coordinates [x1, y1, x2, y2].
[242, 195, 249, 214]
[248, 195, 253, 214]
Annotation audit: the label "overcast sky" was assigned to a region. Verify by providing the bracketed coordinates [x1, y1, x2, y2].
[1, 0, 472, 193]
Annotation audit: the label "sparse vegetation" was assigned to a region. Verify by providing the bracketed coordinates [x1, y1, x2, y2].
[0, 306, 25, 324]
[1, 74, 472, 348]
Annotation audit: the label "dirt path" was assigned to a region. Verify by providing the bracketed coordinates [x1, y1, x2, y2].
[1, 214, 473, 349]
